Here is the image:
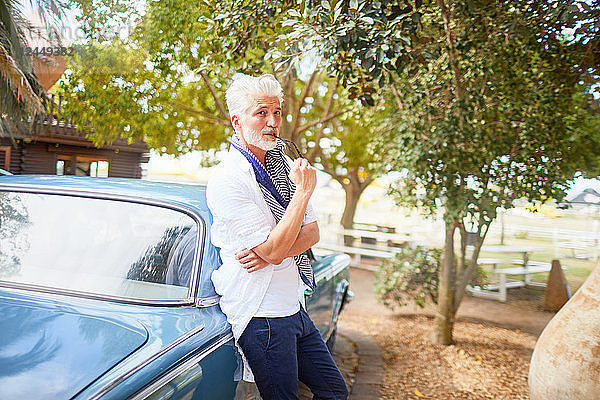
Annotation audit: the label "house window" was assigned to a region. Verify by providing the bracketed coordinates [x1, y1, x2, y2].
[57, 155, 109, 177]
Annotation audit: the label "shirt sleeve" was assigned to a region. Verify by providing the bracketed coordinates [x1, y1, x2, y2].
[303, 201, 317, 226]
[207, 175, 271, 251]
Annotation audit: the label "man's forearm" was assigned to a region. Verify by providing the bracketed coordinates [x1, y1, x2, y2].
[285, 221, 319, 258]
[252, 190, 311, 264]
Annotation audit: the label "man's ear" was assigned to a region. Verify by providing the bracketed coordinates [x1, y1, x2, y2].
[231, 115, 241, 132]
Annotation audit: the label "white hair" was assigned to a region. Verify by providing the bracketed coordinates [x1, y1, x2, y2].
[225, 73, 284, 120]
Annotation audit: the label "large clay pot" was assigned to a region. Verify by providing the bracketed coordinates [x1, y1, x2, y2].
[529, 262, 600, 399]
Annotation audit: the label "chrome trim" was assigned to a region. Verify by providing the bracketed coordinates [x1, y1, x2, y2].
[195, 295, 220, 308]
[88, 324, 206, 400]
[346, 290, 355, 302]
[0, 281, 191, 307]
[313, 254, 350, 283]
[0, 185, 207, 306]
[129, 333, 234, 400]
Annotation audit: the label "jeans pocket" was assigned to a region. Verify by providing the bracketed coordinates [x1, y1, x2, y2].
[248, 318, 271, 351]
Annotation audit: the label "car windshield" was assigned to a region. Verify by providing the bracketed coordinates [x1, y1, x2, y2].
[0, 191, 199, 302]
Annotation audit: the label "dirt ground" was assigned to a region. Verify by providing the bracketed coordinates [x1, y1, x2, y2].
[340, 267, 556, 399]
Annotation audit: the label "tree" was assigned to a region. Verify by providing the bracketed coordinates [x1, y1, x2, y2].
[529, 0, 599, 79]
[56, 0, 395, 228]
[380, 1, 600, 344]
[292, 0, 600, 344]
[0, 0, 67, 121]
[278, 0, 427, 104]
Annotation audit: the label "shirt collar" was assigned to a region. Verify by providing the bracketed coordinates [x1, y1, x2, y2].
[227, 146, 252, 172]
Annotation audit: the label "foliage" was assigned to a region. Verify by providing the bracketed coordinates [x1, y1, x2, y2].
[279, 0, 428, 103]
[0, 0, 67, 121]
[528, 0, 600, 80]
[55, 0, 399, 228]
[374, 246, 440, 309]
[369, 0, 600, 344]
[384, 1, 600, 228]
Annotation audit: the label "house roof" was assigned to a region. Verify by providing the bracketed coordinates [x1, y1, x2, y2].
[566, 188, 600, 205]
[1, 115, 149, 154]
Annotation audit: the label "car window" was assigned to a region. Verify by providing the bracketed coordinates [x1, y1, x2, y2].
[0, 191, 199, 302]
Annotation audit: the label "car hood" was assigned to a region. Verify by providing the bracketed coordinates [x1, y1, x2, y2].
[0, 296, 148, 399]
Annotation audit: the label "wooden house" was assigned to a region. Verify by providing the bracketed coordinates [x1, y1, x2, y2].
[0, 98, 149, 178]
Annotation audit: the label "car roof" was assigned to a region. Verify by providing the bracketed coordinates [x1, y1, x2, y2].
[0, 175, 209, 214]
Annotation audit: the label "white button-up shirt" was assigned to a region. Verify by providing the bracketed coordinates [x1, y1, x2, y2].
[206, 147, 316, 381]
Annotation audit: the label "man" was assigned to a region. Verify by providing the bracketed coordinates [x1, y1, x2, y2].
[206, 73, 348, 400]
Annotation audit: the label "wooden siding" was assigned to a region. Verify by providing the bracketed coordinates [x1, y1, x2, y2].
[20, 142, 56, 174]
[109, 152, 144, 178]
[0, 138, 149, 178]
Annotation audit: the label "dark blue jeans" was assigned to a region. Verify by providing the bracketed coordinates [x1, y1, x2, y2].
[238, 308, 348, 400]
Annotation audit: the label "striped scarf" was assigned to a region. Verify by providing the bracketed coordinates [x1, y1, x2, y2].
[230, 135, 316, 290]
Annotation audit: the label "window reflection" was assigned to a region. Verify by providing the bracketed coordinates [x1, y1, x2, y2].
[0, 192, 199, 301]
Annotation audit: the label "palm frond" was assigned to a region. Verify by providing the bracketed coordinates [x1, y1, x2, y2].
[0, 0, 67, 121]
[0, 41, 42, 114]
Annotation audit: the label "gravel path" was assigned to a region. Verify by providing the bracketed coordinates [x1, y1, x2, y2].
[337, 267, 556, 399]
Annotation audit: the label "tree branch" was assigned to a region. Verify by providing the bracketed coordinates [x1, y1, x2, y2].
[281, 74, 295, 138]
[297, 110, 344, 134]
[390, 82, 404, 111]
[290, 68, 319, 139]
[437, 0, 465, 128]
[198, 70, 231, 129]
[453, 213, 491, 313]
[170, 101, 229, 126]
[306, 75, 341, 158]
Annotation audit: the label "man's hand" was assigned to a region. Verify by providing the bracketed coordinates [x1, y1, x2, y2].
[289, 158, 316, 195]
[235, 248, 270, 272]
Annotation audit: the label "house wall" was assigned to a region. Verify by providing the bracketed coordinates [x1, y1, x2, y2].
[0, 138, 147, 178]
[108, 151, 145, 178]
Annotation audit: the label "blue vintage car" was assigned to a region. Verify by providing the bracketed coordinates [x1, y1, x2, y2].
[0, 175, 351, 399]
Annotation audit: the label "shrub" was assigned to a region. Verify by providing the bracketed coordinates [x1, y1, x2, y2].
[374, 246, 441, 309]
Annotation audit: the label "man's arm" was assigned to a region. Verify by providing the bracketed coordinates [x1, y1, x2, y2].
[236, 221, 319, 272]
[235, 158, 316, 270]
[285, 221, 319, 258]
[251, 158, 316, 265]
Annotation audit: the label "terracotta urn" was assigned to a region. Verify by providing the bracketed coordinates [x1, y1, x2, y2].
[529, 262, 600, 399]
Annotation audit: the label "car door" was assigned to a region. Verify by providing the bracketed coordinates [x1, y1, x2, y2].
[305, 255, 335, 337]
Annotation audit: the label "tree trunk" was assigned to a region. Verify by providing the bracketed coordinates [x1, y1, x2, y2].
[340, 182, 362, 246]
[433, 219, 458, 345]
[453, 222, 490, 312]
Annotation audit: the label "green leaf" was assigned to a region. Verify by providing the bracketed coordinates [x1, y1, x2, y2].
[361, 16, 374, 24]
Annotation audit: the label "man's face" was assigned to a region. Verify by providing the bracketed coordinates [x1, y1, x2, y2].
[237, 95, 282, 151]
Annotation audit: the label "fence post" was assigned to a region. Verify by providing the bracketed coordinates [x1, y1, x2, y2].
[593, 219, 599, 260]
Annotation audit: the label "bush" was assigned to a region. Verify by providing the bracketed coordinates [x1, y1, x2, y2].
[374, 246, 441, 309]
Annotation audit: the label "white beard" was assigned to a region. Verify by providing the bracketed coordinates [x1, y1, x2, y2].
[242, 124, 277, 151]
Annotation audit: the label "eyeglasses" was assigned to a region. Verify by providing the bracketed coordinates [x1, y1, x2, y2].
[279, 138, 304, 160]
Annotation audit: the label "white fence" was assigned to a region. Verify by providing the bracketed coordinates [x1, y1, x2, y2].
[317, 213, 600, 261]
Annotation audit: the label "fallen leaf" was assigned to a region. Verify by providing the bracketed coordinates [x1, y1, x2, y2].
[414, 388, 425, 397]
